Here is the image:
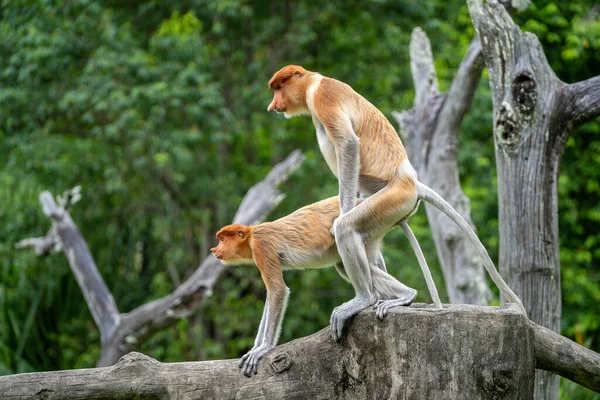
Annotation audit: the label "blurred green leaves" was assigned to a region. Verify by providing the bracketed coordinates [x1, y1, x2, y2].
[0, 2, 598, 398]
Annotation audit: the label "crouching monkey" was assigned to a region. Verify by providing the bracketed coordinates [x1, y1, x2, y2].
[266, 65, 524, 341]
[210, 197, 420, 377]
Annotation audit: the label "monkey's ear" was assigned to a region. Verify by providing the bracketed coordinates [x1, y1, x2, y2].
[237, 230, 245, 238]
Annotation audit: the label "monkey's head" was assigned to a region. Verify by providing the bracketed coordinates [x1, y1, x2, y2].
[210, 224, 254, 264]
[267, 65, 312, 118]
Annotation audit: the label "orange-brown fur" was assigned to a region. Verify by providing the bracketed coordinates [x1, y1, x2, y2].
[267, 65, 411, 193]
[266, 65, 426, 343]
[213, 197, 358, 377]
[265, 65, 523, 335]
[211, 197, 343, 290]
[214, 196, 414, 375]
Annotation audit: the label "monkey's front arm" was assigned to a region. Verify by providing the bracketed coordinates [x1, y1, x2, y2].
[321, 112, 360, 216]
[239, 283, 290, 377]
[335, 135, 360, 216]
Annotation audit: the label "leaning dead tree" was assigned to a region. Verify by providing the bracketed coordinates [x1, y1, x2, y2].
[393, 28, 492, 306]
[16, 150, 304, 367]
[1, 304, 599, 399]
[467, 0, 600, 398]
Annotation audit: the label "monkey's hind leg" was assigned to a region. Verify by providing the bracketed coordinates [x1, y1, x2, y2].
[329, 217, 378, 341]
[371, 266, 417, 319]
[330, 230, 377, 341]
[373, 220, 444, 318]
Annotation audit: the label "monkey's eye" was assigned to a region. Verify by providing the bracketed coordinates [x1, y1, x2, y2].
[219, 237, 224, 242]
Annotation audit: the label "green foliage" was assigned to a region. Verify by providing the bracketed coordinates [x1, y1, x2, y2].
[0, 1, 599, 398]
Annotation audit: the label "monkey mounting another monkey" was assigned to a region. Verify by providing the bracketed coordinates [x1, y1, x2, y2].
[211, 197, 419, 377]
[267, 65, 524, 341]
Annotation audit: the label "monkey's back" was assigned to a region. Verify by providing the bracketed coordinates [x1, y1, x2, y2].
[252, 197, 341, 270]
[315, 77, 410, 189]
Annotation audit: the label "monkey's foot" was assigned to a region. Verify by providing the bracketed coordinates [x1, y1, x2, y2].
[330, 295, 376, 342]
[373, 288, 417, 320]
[239, 344, 271, 377]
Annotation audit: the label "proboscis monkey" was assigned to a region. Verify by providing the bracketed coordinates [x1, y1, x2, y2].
[267, 65, 524, 341]
[211, 196, 436, 376]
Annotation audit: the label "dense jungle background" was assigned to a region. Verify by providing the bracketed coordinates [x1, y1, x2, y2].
[0, 0, 599, 398]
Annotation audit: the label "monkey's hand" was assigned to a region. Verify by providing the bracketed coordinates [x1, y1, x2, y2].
[239, 344, 270, 377]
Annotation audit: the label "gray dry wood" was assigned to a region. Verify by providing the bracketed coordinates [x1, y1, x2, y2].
[467, 0, 600, 398]
[393, 27, 492, 306]
[1, 304, 540, 400]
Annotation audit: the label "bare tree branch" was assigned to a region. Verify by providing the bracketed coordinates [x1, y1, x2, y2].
[564, 75, 600, 127]
[15, 231, 58, 255]
[20, 189, 120, 343]
[393, 28, 491, 306]
[440, 37, 485, 148]
[532, 320, 600, 392]
[498, 0, 530, 11]
[17, 150, 305, 367]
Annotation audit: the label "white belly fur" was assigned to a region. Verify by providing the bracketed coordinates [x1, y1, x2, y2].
[315, 121, 338, 177]
[306, 76, 339, 177]
[281, 246, 340, 270]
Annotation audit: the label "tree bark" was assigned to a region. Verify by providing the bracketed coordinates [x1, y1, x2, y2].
[18, 187, 120, 344]
[16, 150, 304, 368]
[0, 304, 543, 400]
[393, 28, 492, 305]
[467, 0, 600, 398]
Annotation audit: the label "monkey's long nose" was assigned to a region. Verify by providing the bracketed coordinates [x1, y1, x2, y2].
[267, 99, 276, 112]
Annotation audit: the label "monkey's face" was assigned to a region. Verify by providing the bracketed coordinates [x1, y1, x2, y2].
[211, 224, 253, 264]
[267, 65, 310, 118]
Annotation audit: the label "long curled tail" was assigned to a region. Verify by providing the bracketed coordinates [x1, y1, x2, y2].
[416, 181, 525, 312]
[399, 220, 443, 309]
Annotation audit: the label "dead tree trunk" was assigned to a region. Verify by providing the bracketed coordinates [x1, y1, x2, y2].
[16, 150, 304, 368]
[393, 28, 492, 305]
[467, 0, 600, 398]
[2, 304, 599, 399]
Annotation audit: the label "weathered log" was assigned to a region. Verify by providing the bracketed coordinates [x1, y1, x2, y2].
[0, 304, 539, 399]
[532, 321, 600, 392]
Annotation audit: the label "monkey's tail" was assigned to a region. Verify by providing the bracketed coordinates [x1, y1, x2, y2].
[416, 181, 525, 313]
[399, 220, 443, 310]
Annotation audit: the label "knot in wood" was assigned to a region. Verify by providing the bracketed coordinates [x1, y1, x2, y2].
[493, 369, 515, 393]
[270, 352, 293, 373]
[512, 72, 537, 118]
[495, 101, 520, 153]
[112, 352, 160, 375]
[479, 367, 516, 397]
